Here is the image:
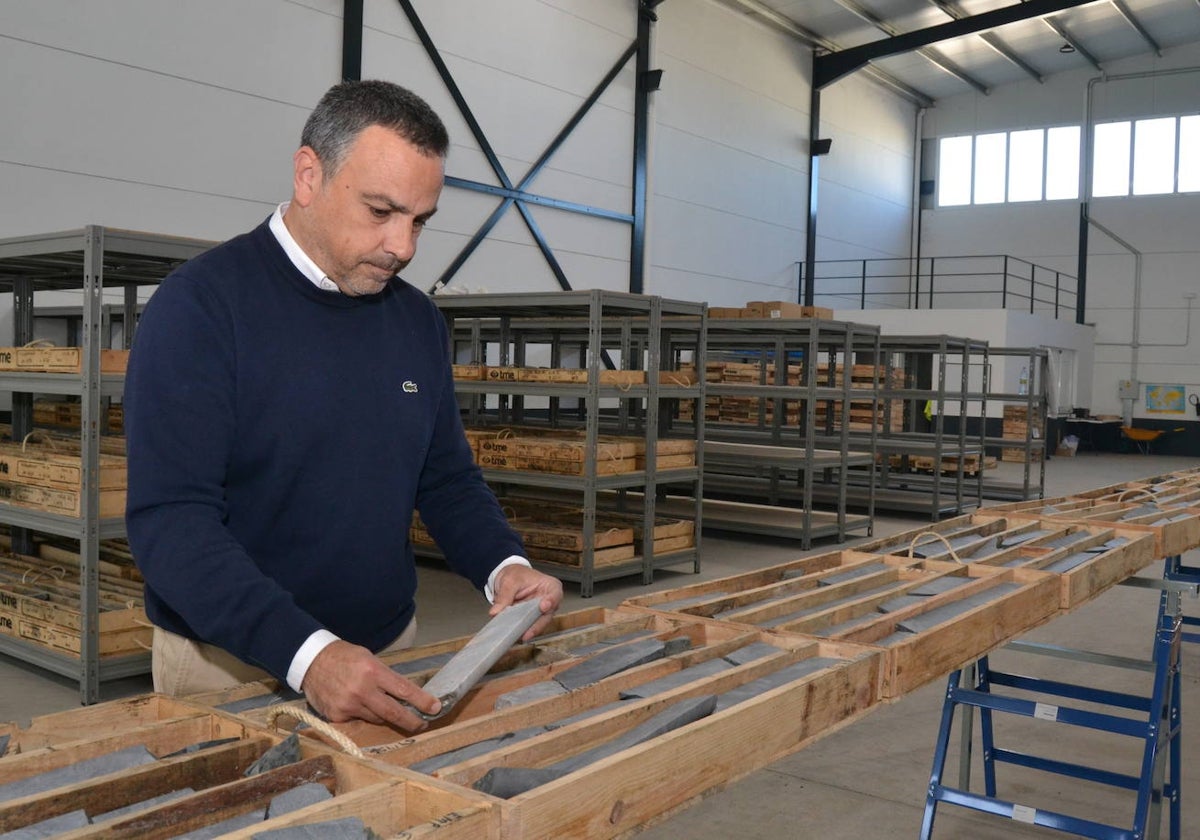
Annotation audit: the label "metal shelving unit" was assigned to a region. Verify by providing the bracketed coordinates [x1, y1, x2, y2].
[675, 317, 880, 548]
[435, 290, 706, 597]
[810, 334, 989, 520]
[981, 345, 1049, 501]
[0, 226, 212, 702]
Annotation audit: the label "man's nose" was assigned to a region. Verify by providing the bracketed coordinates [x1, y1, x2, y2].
[383, 220, 417, 262]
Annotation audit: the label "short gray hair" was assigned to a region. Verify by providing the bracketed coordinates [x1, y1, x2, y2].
[301, 80, 449, 176]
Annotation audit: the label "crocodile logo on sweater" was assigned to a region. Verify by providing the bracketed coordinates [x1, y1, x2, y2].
[402, 380, 419, 394]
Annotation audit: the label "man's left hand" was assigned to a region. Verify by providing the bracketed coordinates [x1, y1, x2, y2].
[490, 564, 563, 640]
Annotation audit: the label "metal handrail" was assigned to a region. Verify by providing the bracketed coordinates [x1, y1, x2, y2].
[798, 255, 1079, 319]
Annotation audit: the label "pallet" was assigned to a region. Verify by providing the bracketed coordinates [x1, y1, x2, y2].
[0, 695, 496, 839]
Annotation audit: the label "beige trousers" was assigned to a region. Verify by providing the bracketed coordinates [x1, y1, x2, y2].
[152, 619, 419, 697]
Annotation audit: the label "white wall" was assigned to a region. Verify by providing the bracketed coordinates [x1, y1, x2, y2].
[1, 0, 918, 310]
[920, 43, 1200, 420]
[833, 309, 1095, 418]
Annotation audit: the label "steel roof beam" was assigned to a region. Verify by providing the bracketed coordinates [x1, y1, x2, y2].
[832, 0, 990, 93]
[713, 0, 934, 104]
[815, 0, 1102, 89]
[926, 0, 1044, 82]
[1109, 0, 1163, 55]
[1039, 15, 1104, 70]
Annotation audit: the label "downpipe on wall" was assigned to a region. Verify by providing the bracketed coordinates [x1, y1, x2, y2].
[1083, 65, 1200, 424]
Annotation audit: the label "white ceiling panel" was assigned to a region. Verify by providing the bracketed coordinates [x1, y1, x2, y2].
[720, 0, 1200, 101]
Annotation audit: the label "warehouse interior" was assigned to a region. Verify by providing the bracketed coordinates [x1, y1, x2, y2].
[2, 1, 1200, 838]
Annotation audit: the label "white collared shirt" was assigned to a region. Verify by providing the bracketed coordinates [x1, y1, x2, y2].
[267, 204, 531, 692]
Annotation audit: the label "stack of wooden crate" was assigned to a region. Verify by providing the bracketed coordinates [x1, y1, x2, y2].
[0, 536, 148, 659]
[0, 438, 127, 518]
[463, 426, 696, 477]
[33, 399, 125, 433]
[1001, 404, 1043, 462]
[411, 496, 696, 570]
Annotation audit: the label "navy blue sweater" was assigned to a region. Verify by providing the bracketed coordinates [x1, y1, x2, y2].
[125, 219, 524, 681]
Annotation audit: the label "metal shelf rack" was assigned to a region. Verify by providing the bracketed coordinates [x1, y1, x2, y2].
[678, 317, 881, 548]
[435, 290, 706, 597]
[806, 334, 989, 520]
[980, 345, 1049, 502]
[0, 226, 212, 702]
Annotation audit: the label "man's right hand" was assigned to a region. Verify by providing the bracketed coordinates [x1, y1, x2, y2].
[301, 639, 440, 731]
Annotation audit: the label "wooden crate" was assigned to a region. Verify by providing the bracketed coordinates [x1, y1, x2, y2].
[0, 346, 129, 374]
[0, 479, 125, 518]
[32, 399, 125, 432]
[864, 565, 1060, 698]
[0, 549, 146, 658]
[452, 363, 486, 381]
[481, 366, 646, 386]
[253, 609, 881, 840]
[743, 301, 835, 319]
[630, 556, 1059, 699]
[478, 436, 637, 462]
[966, 515, 1159, 608]
[990, 496, 1200, 558]
[621, 550, 890, 618]
[0, 442, 126, 492]
[477, 452, 637, 476]
[0, 695, 496, 839]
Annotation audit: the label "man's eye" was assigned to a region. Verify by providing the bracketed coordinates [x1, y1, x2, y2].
[369, 207, 390, 219]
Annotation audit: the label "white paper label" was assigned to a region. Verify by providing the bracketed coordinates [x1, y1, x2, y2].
[1034, 702, 1059, 722]
[1012, 804, 1037, 824]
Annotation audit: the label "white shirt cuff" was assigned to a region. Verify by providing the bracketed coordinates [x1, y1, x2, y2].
[484, 555, 532, 603]
[287, 629, 339, 693]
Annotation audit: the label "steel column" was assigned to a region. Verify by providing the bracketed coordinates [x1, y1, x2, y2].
[803, 88, 821, 307]
[342, 0, 363, 81]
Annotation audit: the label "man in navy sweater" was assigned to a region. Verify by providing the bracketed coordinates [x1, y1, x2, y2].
[125, 80, 562, 731]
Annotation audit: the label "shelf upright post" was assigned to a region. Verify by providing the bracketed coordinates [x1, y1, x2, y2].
[10, 274, 34, 557]
[80, 225, 105, 704]
[801, 323, 818, 550]
[642, 296, 662, 585]
[581, 291, 603, 597]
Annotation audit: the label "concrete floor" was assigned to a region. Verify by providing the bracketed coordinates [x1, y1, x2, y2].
[3, 452, 1199, 838]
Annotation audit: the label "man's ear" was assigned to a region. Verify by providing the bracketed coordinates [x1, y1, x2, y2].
[292, 146, 323, 208]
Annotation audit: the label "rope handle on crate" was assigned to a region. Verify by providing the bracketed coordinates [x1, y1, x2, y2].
[1116, 488, 1155, 503]
[130, 608, 155, 650]
[21, 431, 59, 452]
[20, 565, 66, 584]
[21, 339, 56, 349]
[907, 531, 964, 564]
[264, 705, 365, 758]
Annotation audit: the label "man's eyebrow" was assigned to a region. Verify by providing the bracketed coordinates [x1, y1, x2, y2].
[362, 193, 409, 212]
[362, 193, 437, 219]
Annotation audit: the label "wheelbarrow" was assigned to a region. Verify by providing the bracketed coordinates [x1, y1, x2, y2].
[1120, 426, 1186, 455]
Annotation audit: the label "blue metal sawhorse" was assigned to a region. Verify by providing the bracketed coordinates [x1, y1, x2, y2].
[919, 556, 1195, 840]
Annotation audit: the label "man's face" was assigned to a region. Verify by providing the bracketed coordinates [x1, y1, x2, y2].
[291, 124, 444, 296]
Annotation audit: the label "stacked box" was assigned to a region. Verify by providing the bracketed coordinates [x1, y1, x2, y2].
[1001, 404, 1044, 462]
